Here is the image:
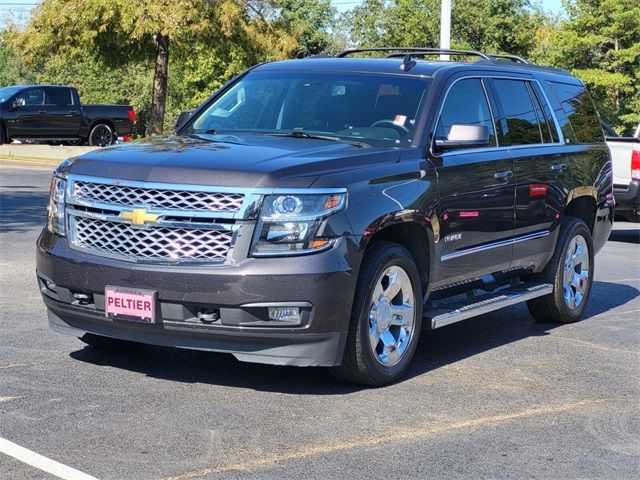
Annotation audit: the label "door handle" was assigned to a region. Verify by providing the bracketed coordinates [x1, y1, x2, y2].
[38, 110, 47, 114]
[494, 170, 513, 181]
[551, 163, 568, 171]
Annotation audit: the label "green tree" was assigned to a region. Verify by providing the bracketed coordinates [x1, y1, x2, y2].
[10, 0, 297, 135]
[275, 0, 337, 56]
[343, 0, 543, 60]
[0, 35, 27, 86]
[533, 0, 639, 133]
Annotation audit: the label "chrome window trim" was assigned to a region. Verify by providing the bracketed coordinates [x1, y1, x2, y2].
[441, 230, 550, 262]
[480, 78, 500, 147]
[430, 74, 565, 158]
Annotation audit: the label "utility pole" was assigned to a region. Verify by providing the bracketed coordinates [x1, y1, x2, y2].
[440, 0, 451, 61]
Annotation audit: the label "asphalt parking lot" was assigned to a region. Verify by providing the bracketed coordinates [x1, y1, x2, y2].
[1, 163, 639, 480]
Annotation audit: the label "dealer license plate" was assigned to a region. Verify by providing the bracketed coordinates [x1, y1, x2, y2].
[105, 286, 156, 323]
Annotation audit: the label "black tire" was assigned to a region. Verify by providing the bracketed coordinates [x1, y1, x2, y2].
[88, 123, 114, 147]
[527, 217, 594, 323]
[79, 333, 137, 350]
[0, 124, 6, 145]
[330, 241, 423, 386]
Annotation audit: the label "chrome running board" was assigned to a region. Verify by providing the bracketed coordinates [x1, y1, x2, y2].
[424, 283, 553, 329]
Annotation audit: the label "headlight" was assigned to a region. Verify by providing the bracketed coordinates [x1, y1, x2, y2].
[47, 175, 66, 236]
[252, 192, 347, 256]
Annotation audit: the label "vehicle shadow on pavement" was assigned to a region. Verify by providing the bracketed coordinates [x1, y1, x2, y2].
[608, 228, 640, 244]
[0, 189, 49, 234]
[410, 280, 639, 378]
[68, 280, 639, 392]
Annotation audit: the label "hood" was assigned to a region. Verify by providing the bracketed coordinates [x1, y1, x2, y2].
[63, 134, 401, 188]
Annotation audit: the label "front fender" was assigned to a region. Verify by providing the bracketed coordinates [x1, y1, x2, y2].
[315, 157, 439, 288]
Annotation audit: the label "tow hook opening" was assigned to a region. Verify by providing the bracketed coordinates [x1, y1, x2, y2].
[197, 308, 220, 324]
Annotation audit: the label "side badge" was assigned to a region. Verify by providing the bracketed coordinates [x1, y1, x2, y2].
[444, 233, 462, 243]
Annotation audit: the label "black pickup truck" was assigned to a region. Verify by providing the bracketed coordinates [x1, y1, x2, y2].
[36, 48, 614, 385]
[0, 85, 136, 147]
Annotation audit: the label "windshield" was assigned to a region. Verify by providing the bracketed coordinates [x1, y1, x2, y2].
[0, 86, 22, 103]
[185, 71, 428, 146]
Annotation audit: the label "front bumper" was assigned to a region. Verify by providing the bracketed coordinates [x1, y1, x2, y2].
[613, 180, 640, 222]
[37, 230, 360, 367]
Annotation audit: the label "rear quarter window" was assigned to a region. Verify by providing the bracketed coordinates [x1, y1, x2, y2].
[548, 82, 603, 144]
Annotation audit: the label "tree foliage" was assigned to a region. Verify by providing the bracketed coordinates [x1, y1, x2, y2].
[1, 0, 637, 135]
[532, 0, 640, 133]
[0, 36, 26, 86]
[343, 0, 537, 56]
[5, 0, 298, 133]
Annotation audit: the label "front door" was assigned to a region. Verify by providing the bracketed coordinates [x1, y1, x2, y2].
[430, 77, 516, 286]
[9, 88, 46, 137]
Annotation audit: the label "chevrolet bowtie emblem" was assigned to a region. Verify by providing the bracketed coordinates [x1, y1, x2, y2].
[121, 208, 159, 227]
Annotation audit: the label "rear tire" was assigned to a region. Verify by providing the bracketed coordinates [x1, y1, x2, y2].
[330, 241, 423, 386]
[0, 124, 6, 145]
[80, 333, 137, 350]
[527, 217, 594, 323]
[89, 123, 114, 147]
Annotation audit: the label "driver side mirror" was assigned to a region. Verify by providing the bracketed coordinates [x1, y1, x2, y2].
[435, 124, 490, 151]
[175, 110, 193, 131]
[12, 98, 26, 109]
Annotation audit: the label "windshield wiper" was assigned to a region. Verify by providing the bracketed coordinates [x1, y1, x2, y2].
[187, 130, 247, 145]
[267, 130, 370, 148]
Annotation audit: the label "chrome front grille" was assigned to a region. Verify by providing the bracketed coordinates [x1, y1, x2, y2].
[72, 217, 233, 262]
[66, 176, 251, 263]
[73, 181, 244, 213]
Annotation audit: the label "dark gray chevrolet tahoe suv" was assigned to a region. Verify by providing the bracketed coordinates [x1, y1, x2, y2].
[37, 48, 614, 385]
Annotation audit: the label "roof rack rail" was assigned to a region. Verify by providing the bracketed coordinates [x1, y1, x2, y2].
[487, 54, 529, 64]
[336, 47, 492, 60]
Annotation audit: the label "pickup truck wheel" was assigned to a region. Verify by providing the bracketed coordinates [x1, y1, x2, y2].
[0, 124, 5, 145]
[89, 123, 114, 147]
[330, 241, 422, 386]
[80, 333, 137, 350]
[527, 217, 594, 323]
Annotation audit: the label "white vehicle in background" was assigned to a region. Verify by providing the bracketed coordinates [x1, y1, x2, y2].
[603, 121, 640, 222]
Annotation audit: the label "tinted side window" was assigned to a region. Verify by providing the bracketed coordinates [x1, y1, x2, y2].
[549, 82, 603, 143]
[436, 78, 496, 147]
[493, 79, 543, 145]
[18, 89, 45, 106]
[45, 87, 72, 106]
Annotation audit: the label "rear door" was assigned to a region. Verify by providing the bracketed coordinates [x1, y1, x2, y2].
[490, 77, 569, 268]
[430, 76, 516, 286]
[42, 87, 81, 136]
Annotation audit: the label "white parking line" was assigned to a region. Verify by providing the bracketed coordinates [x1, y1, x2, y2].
[0, 437, 98, 480]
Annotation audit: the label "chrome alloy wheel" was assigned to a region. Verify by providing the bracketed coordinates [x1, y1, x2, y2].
[562, 234, 590, 310]
[368, 265, 416, 366]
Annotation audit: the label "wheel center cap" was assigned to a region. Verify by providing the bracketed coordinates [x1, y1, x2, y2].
[376, 298, 393, 332]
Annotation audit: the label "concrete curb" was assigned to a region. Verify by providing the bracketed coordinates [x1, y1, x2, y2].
[0, 155, 61, 168]
[0, 144, 98, 160]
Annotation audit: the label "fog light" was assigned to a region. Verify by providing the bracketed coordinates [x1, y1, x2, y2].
[268, 306, 301, 322]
